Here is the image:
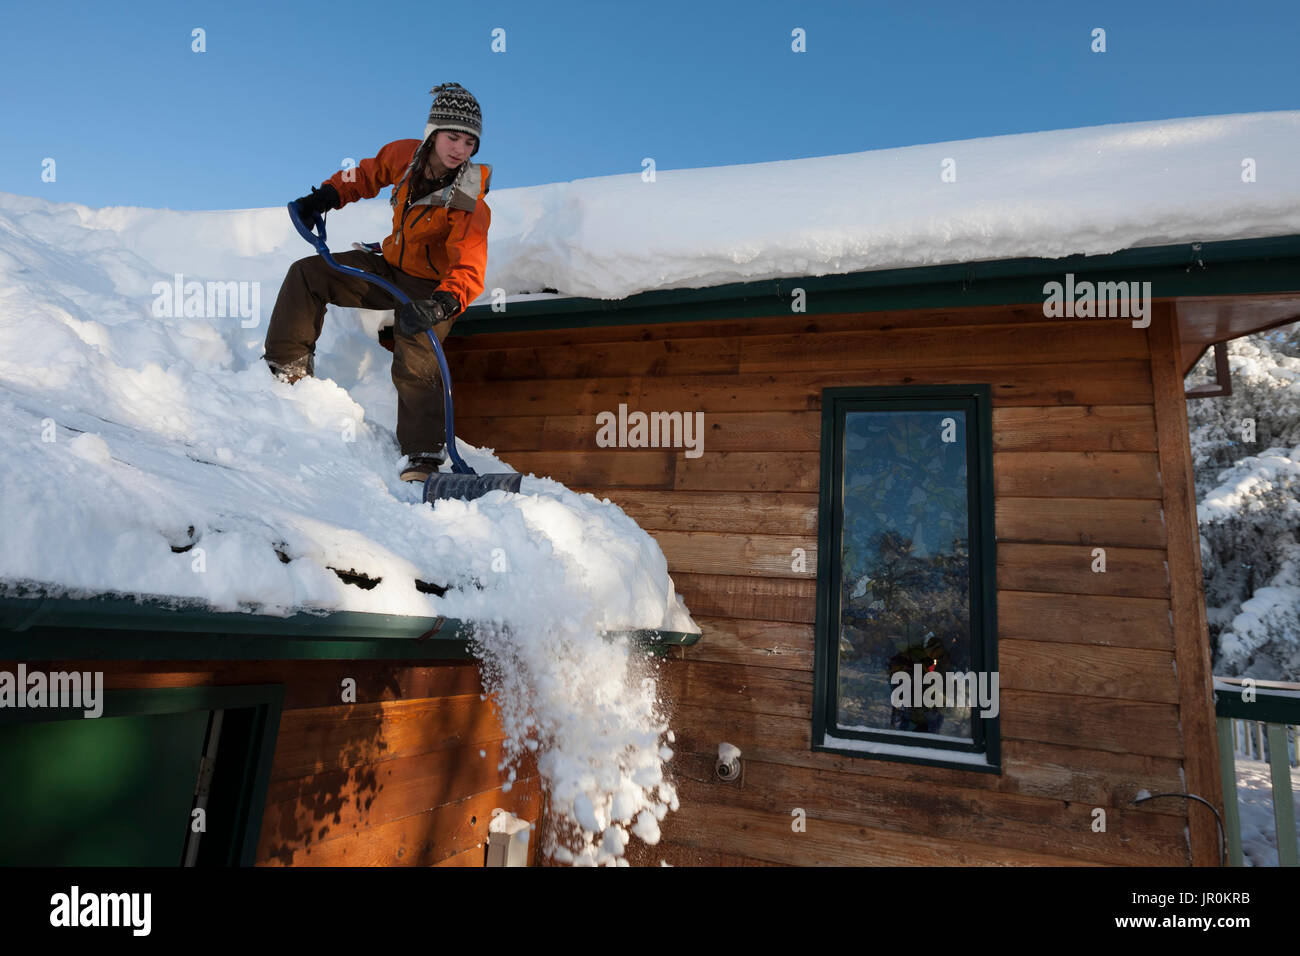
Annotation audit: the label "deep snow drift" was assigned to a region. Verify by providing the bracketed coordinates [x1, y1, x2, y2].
[0, 182, 695, 864]
[0, 193, 696, 631]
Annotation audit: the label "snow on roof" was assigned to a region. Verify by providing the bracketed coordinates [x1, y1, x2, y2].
[0, 149, 723, 869]
[8, 110, 1297, 310]
[1, 109, 1296, 623]
[0, 188, 697, 631]
[8, 110, 1296, 866]
[489, 109, 1300, 301]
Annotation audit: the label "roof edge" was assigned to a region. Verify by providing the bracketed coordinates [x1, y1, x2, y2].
[452, 233, 1300, 334]
[0, 592, 700, 660]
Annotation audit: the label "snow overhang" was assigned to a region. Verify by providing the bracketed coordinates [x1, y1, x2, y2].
[0, 591, 700, 660]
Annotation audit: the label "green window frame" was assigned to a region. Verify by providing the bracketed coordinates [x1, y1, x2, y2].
[0, 683, 282, 865]
[812, 385, 1000, 773]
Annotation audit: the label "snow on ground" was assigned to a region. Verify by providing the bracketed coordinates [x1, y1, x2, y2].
[1234, 756, 1300, 866]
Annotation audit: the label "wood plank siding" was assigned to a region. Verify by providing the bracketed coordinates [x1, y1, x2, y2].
[36, 659, 542, 866]
[447, 298, 1217, 866]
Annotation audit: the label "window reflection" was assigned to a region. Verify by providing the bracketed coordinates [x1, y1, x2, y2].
[837, 409, 973, 740]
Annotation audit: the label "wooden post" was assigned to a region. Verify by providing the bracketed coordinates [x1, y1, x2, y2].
[1266, 723, 1298, 866]
[1217, 717, 1245, 866]
[1148, 301, 1225, 866]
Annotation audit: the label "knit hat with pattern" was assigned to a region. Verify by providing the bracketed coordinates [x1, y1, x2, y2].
[423, 82, 482, 155]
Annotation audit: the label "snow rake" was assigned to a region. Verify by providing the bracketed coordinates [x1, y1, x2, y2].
[288, 202, 523, 503]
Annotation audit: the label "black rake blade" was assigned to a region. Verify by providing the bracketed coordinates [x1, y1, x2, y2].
[423, 471, 523, 503]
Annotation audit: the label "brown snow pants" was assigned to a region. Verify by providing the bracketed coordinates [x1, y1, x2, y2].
[263, 249, 457, 458]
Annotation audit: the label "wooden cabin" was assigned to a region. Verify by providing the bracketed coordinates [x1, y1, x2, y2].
[5, 108, 1295, 867]
[3, 234, 1294, 867]
[447, 232, 1300, 867]
[0, 592, 692, 866]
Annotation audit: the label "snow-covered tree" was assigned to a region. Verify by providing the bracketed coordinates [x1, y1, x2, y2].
[1187, 322, 1300, 680]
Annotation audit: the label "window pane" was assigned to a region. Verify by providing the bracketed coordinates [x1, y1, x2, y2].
[837, 408, 973, 741]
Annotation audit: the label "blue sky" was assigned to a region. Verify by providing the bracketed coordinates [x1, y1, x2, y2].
[2, 0, 1296, 210]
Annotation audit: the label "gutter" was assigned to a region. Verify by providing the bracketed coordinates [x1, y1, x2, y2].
[0, 592, 700, 661]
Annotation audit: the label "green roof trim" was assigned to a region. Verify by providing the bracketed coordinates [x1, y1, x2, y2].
[450, 233, 1300, 335]
[0, 593, 700, 661]
[1214, 677, 1300, 725]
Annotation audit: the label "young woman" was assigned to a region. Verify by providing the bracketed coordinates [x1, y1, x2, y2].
[262, 82, 491, 483]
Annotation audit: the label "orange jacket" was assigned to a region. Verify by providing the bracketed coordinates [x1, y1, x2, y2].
[322, 139, 491, 313]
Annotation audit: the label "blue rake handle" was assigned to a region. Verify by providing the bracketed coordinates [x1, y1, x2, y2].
[287, 202, 476, 477]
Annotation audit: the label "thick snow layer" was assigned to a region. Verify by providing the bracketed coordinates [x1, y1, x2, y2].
[0, 163, 699, 865]
[0, 192, 697, 633]
[6, 111, 1298, 312]
[485, 111, 1300, 300]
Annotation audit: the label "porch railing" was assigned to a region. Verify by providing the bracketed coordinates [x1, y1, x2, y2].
[1213, 676, 1300, 867]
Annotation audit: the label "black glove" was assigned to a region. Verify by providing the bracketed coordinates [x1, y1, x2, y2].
[292, 183, 340, 222]
[398, 291, 460, 336]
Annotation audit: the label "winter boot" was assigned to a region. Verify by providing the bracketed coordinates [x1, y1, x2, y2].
[400, 451, 445, 483]
[265, 353, 314, 384]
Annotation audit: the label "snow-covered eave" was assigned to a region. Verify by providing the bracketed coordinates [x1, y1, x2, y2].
[455, 232, 1300, 344]
[0, 589, 701, 660]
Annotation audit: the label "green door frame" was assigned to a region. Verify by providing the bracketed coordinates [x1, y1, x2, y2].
[0, 683, 283, 866]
